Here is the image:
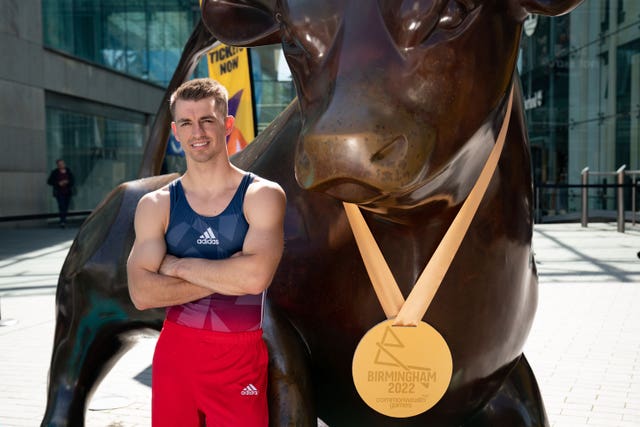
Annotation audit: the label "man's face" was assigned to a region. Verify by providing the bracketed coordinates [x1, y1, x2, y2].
[171, 97, 234, 163]
[57, 160, 66, 169]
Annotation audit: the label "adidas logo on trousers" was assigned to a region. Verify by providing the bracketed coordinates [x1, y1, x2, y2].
[241, 384, 259, 396]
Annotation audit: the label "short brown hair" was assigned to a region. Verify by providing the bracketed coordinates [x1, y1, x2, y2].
[169, 78, 229, 119]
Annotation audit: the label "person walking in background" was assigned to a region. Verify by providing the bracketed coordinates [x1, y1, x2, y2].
[47, 159, 74, 227]
[127, 78, 286, 426]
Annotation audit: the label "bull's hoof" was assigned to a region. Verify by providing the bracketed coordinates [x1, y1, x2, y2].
[465, 354, 548, 427]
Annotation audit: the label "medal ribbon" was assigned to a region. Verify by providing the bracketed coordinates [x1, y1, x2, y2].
[344, 87, 514, 326]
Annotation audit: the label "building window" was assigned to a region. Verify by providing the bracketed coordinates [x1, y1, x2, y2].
[46, 94, 147, 211]
[250, 46, 296, 132]
[617, 0, 625, 24]
[42, 0, 203, 86]
[600, 0, 610, 33]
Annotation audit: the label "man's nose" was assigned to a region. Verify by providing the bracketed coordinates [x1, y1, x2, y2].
[192, 122, 205, 136]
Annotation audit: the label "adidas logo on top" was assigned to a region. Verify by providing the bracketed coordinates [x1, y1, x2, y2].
[197, 227, 219, 245]
[241, 384, 259, 396]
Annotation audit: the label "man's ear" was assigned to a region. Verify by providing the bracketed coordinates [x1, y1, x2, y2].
[225, 116, 236, 136]
[518, 0, 585, 16]
[201, 0, 280, 47]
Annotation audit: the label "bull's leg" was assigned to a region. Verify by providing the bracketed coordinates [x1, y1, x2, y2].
[465, 354, 549, 427]
[41, 283, 162, 426]
[40, 177, 173, 426]
[262, 301, 316, 427]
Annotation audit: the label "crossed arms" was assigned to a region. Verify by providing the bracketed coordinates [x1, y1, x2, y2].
[126, 180, 286, 310]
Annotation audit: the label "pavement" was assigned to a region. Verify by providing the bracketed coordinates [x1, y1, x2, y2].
[0, 221, 639, 427]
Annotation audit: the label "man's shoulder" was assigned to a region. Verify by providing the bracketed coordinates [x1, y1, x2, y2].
[247, 173, 283, 191]
[246, 175, 285, 202]
[133, 184, 173, 231]
[137, 182, 174, 210]
[243, 174, 286, 221]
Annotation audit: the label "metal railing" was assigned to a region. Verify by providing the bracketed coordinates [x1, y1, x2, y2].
[534, 166, 639, 233]
[581, 166, 640, 233]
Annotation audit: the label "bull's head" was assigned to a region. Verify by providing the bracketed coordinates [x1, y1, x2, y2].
[202, 0, 582, 212]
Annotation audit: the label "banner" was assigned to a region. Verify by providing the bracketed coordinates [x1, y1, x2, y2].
[207, 42, 256, 156]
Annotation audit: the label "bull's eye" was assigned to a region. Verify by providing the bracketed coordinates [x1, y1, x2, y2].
[438, 0, 474, 30]
[281, 31, 299, 53]
[279, 21, 305, 56]
[380, 0, 477, 49]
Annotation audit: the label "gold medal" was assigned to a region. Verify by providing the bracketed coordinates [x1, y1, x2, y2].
[345, 88, 514, 418]
[352, 320, 452, 418]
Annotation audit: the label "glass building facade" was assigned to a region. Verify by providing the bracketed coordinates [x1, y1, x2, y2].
[42, 0, 201, 86]
[40, 0, 295, 214]
[519, 0, 640, 221]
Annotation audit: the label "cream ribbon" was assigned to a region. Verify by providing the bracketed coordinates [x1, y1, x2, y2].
[344, 86, 514, 326]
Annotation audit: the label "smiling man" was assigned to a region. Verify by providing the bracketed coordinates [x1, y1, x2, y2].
[127, 78, 286, 427]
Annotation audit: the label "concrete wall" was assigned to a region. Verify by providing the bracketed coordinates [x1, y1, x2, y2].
[0, 0, 166, 221]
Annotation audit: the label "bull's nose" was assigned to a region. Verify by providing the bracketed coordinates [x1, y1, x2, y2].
[295, 130, 433, 202]
[323, 181, 381, 203]
[370, 135, 408, 163]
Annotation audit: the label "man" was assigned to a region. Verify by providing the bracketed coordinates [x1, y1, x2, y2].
[127, 78, 286, 426]
[47, 159, 74, 227]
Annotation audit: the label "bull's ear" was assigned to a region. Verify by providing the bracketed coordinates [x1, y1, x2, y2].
[518, 0, 585, 16]
[201, 0, 280, 46]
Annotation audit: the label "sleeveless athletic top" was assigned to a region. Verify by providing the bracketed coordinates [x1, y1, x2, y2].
[164, 173, 265, 332]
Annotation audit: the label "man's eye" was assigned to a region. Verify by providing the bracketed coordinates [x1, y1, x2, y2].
[180, 122, 191, 127]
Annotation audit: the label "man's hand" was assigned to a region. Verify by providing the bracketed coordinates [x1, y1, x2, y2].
[160, 252, 242, 277]
[159, 254, 180, 277]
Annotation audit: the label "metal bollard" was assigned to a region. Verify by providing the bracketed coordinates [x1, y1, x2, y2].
[617, 165, 626, 233]
[581, 167, 589, 227]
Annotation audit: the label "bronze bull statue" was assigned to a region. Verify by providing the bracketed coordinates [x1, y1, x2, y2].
[42, 0, 584, 425]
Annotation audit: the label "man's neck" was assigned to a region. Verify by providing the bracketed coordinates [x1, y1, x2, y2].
[182, 160, 242, 195]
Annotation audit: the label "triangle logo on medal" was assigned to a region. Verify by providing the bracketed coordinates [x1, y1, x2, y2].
[373, 325, 433, 390]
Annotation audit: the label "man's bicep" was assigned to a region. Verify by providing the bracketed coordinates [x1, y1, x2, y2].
[129, 196, 168, 274]
[130, 236, 167, 274]
[243, 185, 286, 258]
[242, 222, 284, 259]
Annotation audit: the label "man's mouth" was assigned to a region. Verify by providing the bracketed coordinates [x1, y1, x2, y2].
[191, 140, 209, 148]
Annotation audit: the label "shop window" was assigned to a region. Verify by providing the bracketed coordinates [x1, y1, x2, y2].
[45, 102, 146, 212]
